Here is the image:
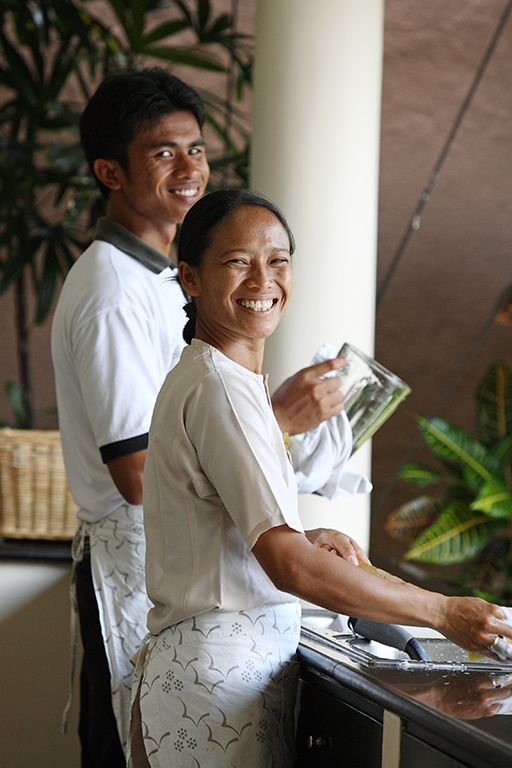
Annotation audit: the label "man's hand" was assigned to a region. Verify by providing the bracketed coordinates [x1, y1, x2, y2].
[271, 358, 345, 435]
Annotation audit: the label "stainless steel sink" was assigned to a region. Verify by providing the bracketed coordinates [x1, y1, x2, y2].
[300, 610, 512, 673]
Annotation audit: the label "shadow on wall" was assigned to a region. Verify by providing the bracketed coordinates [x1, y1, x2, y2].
[0, 562, 80, 768]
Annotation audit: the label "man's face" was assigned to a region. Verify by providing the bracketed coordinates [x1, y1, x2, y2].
[116, 110, 210, 234]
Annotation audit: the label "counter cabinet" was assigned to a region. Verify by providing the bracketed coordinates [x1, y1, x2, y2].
[296, 639, 511, 768]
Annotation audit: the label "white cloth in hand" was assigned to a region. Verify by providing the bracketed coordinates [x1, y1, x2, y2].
[492, 607, 512, 661]
[289, 343, 372, 499]
[491, 674, 512, 714]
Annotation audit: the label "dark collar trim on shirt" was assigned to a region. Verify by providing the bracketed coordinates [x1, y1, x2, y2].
[94, 217, 171, 274]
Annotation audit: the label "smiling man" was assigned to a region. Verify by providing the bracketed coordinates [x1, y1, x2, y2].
[52, 69, 210, 768]
[52, 67, 348, 768]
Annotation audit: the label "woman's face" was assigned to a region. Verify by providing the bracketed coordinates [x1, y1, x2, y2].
[181, 205, 292, 348]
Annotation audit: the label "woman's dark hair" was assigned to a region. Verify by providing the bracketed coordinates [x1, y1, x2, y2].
[80, 67, 205, 198]
[178, 189, 295, 344]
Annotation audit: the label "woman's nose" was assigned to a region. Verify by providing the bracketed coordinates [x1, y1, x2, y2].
[246, 263, 271, 287]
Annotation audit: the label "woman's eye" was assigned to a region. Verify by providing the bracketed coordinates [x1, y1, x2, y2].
[272, 257, 290, 265]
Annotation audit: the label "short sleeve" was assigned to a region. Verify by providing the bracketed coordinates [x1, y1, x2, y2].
[74, 304, 164, 449]
[185, 369, 304, 549]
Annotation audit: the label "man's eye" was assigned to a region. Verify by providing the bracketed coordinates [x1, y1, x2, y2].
[189, 147, 204, 155]
[158, 150, 172, 158]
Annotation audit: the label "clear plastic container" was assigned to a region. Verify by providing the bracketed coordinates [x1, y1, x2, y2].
[337, 342, 411, 453]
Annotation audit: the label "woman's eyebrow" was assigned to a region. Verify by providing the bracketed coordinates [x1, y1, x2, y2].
[220, 246, 291, 257]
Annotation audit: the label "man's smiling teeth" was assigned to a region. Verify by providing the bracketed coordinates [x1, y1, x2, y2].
[238, 299, 274, 311]
[172, 188, 198, 197]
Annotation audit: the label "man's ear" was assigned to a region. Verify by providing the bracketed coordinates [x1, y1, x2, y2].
[179, 262, 201, 297]
[92, 158, 124, 192]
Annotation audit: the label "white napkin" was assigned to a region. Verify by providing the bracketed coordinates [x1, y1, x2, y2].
[489, 674, 512, 714]
[492, 606, 512, 661]
[289, 344, 372, 500]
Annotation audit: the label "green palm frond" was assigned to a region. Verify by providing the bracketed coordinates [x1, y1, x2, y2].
[398, 462, 444, 486]
[418, 416, 501, 487]
[476, 362, 512, 445]
[492, 433, 512, 464]
[404, 502, 506, 565]
[384, 495, 441, 544]
[470, 479, 512, 519]
[457, 537, 512, 604]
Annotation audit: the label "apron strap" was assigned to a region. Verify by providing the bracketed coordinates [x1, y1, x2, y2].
[61, 522, 89, 734]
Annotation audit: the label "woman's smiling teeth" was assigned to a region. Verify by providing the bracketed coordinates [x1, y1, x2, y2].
[238, 299, 275, 312]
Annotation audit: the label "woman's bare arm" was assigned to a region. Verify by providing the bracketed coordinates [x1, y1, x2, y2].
[252, 524, 512, 657]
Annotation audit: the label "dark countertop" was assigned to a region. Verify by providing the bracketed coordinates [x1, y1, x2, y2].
[298, 631, 512, 768]
[0, 538, 71, 561]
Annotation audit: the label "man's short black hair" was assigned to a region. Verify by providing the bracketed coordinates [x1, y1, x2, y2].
[80, 67, 206, 198]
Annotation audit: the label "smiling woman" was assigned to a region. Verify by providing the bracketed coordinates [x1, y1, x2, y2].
[178, 190, 294, 372]
[132, 190, 304, 768]
[130, 190, 512, 768]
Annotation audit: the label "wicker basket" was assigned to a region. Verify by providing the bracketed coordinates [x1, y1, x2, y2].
[0, 428, 78, 540]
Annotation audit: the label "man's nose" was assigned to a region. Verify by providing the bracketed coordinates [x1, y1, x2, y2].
[174, 153, 195, 177]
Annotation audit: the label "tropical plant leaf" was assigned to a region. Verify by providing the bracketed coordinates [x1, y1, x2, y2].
[198, 0, 211, 32]
[384, 495, 441, 544]
[476, 362, 512, 445]
[418, 416, 501, 487]
[0, 28, 40, 97]
[470, 479, 512, 519]
[143, 19, 190, 45]
[208, 13, 232, 37]
[404, 501, 506, 564]
[492, 432, 512, 463]
[54, 239, 79, 274]
[456, 537, 512, 604]
[174, 0, 193, 25]
[144, 44, 226, 71]
[398, 462, 444, 486]
[32, 243, 58, 325]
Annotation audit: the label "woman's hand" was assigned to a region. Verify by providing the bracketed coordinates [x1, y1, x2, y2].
[305, 528, 370, 566]
[271, 359, 345, 435]
[437, 596, 512, 660]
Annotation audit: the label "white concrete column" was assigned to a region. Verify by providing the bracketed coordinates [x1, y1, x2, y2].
[250, 0, 384, 548]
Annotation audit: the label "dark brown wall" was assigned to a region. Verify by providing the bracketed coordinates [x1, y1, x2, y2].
[371, 0, 512, 570]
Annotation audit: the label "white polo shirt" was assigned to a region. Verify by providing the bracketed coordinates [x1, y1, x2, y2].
[51, 218, 186, 522]
[143, 339, 304, 633]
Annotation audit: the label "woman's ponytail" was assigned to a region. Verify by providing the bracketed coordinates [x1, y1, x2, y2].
[183, 300, 197, 344]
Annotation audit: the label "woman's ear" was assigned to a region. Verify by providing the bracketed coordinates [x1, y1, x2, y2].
[92, 158, 124, 192]
[179, 262, 201, 297]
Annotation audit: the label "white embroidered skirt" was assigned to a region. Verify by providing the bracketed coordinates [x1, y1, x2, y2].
[132, 603, 301, 768]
